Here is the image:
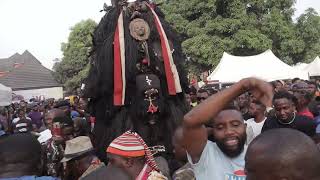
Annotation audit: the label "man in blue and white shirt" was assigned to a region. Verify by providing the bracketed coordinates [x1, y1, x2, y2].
[182, 78, 273, 180]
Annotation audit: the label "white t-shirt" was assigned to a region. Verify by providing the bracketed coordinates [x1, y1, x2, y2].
[187, 141, 247, 180]
[246, 118, 266, 138]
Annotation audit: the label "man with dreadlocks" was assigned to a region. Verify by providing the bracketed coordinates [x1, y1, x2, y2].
[82, 0, 189, 165]
[107, 131, 167, 179]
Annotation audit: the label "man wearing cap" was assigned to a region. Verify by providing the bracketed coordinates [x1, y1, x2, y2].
[107, 131, 167, 180]
[61, 136, 103, 180]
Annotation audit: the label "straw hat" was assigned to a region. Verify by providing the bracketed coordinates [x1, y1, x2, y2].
[61, 136, 93, 162]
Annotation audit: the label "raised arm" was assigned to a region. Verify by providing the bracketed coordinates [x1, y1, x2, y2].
[183, 78, 273, 163]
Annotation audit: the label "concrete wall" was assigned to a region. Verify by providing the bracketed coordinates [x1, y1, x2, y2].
[14, 87, 63, 101]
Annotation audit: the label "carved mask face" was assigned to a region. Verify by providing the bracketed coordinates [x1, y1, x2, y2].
[134, 74, 163, 124]
[144, 88, 159, 114]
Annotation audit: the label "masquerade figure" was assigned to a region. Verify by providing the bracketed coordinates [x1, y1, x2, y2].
[83, 0, 189, 164]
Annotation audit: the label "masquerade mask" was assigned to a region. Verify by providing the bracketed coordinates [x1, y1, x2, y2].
[136, 74, 161, 114]
[145, 88, 159, 114]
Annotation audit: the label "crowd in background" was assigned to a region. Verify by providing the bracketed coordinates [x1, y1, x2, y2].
[0, 96, 95, 179]
[1, 77, 320, 180]
[0, 96, 90, 136]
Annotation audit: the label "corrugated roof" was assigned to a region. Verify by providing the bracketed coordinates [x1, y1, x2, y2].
[0, 50, 61, 90]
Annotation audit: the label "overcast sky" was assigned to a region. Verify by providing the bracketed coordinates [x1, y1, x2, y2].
[0, 0, 319, 69]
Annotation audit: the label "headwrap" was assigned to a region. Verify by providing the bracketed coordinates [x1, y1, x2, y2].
[107, 131, 167, 180]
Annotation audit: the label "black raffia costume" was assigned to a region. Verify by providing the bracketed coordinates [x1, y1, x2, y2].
[82, 0, 189, 164]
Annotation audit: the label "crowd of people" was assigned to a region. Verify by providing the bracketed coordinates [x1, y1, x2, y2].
[1, 77, 320, 180]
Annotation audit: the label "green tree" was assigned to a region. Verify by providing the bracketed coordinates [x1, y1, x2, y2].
[158, 0, 319, 71]
[53, 19, 97, 92]
[295, 8, 320, 63]
[260, 0, 305, 64]
[159, 0, 273, 72]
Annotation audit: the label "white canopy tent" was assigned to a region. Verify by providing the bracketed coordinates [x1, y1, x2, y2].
[207, 50, 309, 83]
[0, 83, 12, 106]
[304, 57, 320, 77]
[293, 62, 309, 71]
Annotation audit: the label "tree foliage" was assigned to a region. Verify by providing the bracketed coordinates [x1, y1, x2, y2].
[53, 2, 320, 88]
[295, 8, 320, 63]
[53, 19, 97, 92]
[158, 0, 320, 72]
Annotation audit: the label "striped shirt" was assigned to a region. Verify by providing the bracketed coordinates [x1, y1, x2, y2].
[12, 117, 32, 133]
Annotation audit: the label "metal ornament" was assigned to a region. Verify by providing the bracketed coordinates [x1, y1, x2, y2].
[129, 18, 150, 41]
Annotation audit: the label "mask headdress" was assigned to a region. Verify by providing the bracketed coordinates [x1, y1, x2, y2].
[83, 0, 189, 164]
[113, 0, 182, 106]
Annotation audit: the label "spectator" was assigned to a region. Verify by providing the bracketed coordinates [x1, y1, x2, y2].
[70, 107, 80, 120]
[61, 136, 103, 180]
[28, 104, 43, 130]
[54, 100, 71, 119]
[292, 82, 314, 119]
[12, 109, 32, 134]
[307, 81, 320, 117]
[246, 100, 267, 141]
[50, 101, 74, 141]
[0, 107, 8, 133]
[42, 108, 74, 177]
[0, 134, 59, 180]
[206, 88, 218, 96]
[272, 80, 285, 93]
[183, 78, 273, 179]
[73, 117, 90, 137]
[307, 81, 318, 97]
[172, 127, 195, 180]
[78, 98, 87, 109]
[19, 101, 27, 113]
[237, 93, 252, 120]
[0, 121, 5, 136]
[153, 157, 171, 179]
[46, 99, 55, 110]
[245, 129, 320, 180]
[81, 166, 130, 180]
[292, 78, 301, 84]
[73, 96, 80, 106]
[185, 94, 192, 109]
[189, 86, 198, 108]
[76, 98, 90, 119]
[262, 91, 316, 137]
[197, 89, 209, 104]
[39, 104, 46, 116]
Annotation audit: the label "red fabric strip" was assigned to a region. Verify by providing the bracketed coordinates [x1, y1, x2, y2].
[147, 4, 177, 95]
[114, 24, 123, 106]
[106, 146, 146, 157]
